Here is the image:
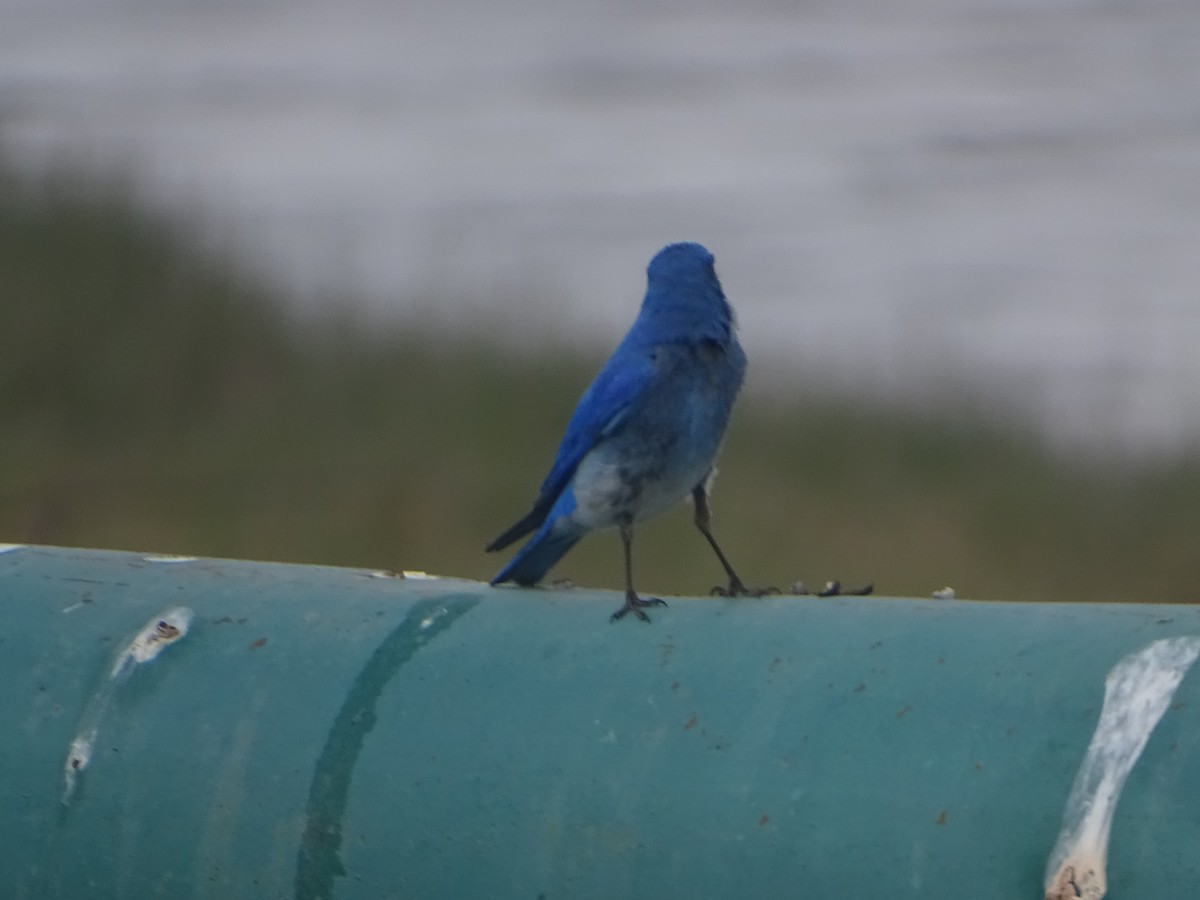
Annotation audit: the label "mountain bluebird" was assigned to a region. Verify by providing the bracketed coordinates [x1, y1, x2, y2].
[486, 242, 750, 622]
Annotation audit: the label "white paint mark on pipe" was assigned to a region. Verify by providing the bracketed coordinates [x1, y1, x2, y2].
[61, 727, 98, 805]
[143, 554, 198, 563]
[367, 569, 439, 579]
[61, 606, 195, 805]
[0, 543, 25, 554]
[419, 607, 450, 630]
[1044, 635, 1200, 900]
[110, 607, 194, 676]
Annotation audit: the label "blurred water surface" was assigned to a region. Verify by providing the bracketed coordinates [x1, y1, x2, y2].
[2, 0, 1199, 454]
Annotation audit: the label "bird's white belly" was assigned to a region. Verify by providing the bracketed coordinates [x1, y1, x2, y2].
[568, 449, 708, 531]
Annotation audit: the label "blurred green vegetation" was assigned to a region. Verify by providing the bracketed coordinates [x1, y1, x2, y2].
[2, 159, 1198, 602]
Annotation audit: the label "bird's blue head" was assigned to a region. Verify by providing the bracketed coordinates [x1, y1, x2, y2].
[647, 242, 716, 282]
[638, 242, 735, 343]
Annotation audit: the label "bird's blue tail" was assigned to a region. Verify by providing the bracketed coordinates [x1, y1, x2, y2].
[490, 523, 582, 587]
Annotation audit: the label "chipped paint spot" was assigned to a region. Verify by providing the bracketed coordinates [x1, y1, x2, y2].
[368, 569, 440, 580]
[0, 543, 25, 554]
[62, 606, 195, 805]
[931, 586, 956, 600]
[143, 554, 198, 563]
[112, 607, 193, 676]
[62, 592, 95, 614]
[1044, 636, 1200, 900]
[61, 727, 98, 802]
[418, 607, 452, 630]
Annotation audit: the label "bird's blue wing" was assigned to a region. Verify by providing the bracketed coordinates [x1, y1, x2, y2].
[485, 346, 656, 553]
[538, 347, 656, 502]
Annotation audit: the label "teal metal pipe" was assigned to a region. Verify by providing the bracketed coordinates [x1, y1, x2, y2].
[2, 544, 1198, 899]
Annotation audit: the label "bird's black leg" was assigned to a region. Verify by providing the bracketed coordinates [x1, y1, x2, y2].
[611, 520, 667, 623]
[692, 484, 753, 596]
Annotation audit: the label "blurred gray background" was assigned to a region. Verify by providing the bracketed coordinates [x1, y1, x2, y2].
[4, 0, 1199, 457]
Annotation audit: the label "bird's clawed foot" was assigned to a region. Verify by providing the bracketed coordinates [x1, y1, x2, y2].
[710, 577, 780, 598]
[611, 592, 668, 623]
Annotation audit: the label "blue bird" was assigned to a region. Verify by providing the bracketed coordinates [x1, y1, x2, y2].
[486, 242, 750, 622]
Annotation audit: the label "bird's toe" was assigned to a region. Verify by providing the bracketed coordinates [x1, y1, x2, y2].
[711, 580, 779, 598]
[610, 593, 667, 623]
